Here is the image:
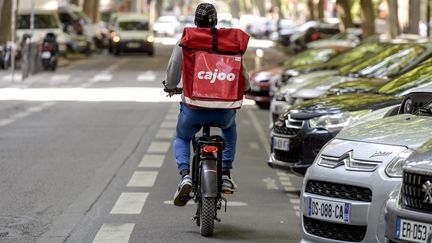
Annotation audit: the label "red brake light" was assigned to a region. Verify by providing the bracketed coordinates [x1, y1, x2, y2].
[202, 145, 218, 153]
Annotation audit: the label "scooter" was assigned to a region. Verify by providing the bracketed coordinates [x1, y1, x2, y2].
[40, 33, 58, 71]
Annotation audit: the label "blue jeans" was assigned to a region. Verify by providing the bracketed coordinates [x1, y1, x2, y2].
[174, 103, 237, 172]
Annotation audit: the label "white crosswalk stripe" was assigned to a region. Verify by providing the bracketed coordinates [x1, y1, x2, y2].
[110, 192, 149, 214]
[91, 73, 113, 82]
[137, 71, 156, 82]
[127, 171, 158, 187]
[93, 224, 135, 243]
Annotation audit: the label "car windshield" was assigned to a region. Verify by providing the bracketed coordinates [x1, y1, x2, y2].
[378, 58, 432, 95]
[119, 21, 149, 31]
[284, 48, 337, 69]
[325, 42, 385, 67]
[339, 44, 422, 76]
[18, 14, 59, 29]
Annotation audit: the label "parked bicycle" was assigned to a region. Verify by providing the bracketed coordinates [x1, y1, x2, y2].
[163, 81, 229, 236]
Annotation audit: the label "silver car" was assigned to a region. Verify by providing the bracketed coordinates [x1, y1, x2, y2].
[300, 90, 432, 243]
[385, 146, 432, 243]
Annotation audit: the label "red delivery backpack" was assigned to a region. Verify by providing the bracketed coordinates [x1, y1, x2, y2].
[180, 27, 249, 109]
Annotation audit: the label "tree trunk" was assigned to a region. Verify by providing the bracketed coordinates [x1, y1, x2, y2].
[92, 0, 100, 23]
[230, 0, 241, 18]
[359, 0, 376, 38]
[317, 0, 324, 19]
[336, 0, 354, 32]
[253, 0, 266, 16]
[70, 0, 80, 6]
[83, 0, 95, 23]
[402, 0, 420, 34]
[0, 0, 12, 45]
[385, 0, 400, 38]
[307, 0, 315, 20]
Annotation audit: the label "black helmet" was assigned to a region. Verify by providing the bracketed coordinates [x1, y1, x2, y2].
[194, 3, 217, 28]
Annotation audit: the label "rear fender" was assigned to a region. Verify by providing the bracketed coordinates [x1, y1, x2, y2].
[200, 159, 218, 198]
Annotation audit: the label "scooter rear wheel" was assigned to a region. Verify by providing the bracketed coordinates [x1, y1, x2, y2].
[200, 197, 216, 237]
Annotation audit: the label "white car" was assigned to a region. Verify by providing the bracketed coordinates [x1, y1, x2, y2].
[17, 9, 70, 54]
[300, 86, 432, 243]
[111, 14, 154, 56]
[154, 16, 179, 37]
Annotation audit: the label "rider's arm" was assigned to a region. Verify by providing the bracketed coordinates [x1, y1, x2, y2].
[165, 41, 182, 90]
[242, 60, 250, 92]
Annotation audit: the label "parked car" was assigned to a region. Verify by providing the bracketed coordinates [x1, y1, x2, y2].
[278, 20, 339, 48]
[289, 20, 340, 53]
[17, 9, 70, 55]
[280, 43, 431, 120]
[270, 41, 388, 124]
[154, 15, 179, 37]
[305, 29, 362, 50]
[300, 87, 432, 243]
[58, 2, 109, 50]
[269, 58, 432, 175]
[246, 65, 283, 109]
[110, 14, 154, 56]
[385, 146, 432, 243]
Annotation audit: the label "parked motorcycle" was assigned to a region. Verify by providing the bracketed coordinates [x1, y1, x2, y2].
[40, 33, 58, 71]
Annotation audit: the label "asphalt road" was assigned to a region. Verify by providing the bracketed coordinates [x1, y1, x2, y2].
[0, 38, 303, 243]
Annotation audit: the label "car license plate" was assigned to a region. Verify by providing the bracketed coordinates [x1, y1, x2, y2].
[127, 42, 140, 48]
[396, 218, 432, 243]
[307, 197, 351, 223]
[41, 51, 51, 58]
[273, 137, 289, 151]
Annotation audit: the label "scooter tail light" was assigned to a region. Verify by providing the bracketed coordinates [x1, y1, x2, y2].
[202, 145, 218, 153]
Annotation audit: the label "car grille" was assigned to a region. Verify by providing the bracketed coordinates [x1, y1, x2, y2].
[305, 180, 372, 202]
[401, 170, 432, 213]
[303, 216, 367, 242]
[274, 150, 302, 163]
[273, 126, 299, 136]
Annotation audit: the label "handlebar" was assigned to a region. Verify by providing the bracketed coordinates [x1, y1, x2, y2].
[163, 80, 183, 97]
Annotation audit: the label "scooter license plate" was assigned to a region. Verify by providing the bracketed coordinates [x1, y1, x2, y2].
[41, 51, 51, 58]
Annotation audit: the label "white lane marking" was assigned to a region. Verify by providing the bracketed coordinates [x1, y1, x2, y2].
[93, 224, 135, 243]
[50, 74, 70, 82]
[286, 193, 298, 198]
[127, 171, 158, 187]
[0, 118, 15, 126]
[293, 205, 300, 211]
[155, 129, 175, 139]
[248, 142, 259, 150]
[138, 154, 165, 168]
[164, 114, 178, 120]
[289, 199, 300, 204]
[278, 176, 291, 181]
[147, 141, 171, 153]
[262, 177, 279, 190]
[160, 121, 177, 128]
[110, 192, 149, 214]
[284, 186, 297, 192]
[0, 102, 55, 127]
[137, 71, 156, 82]
[296, 212, 300, 217]
[246, 108, 270, 155]
[281, 181, 292, 186]
[163, 200, 248, 206]
[3, 73, 22, 81]
[0, 87, 184, 102]
[91, 73, 113, 82]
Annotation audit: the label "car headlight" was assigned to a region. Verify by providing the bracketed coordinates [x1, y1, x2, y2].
[112, 35, 121, 43]
[309, 112, 351, 133]
[147, 35, 154, 42]
[385, 150, 413, 178]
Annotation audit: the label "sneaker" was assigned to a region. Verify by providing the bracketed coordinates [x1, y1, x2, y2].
[173, 175, 192, 206]
[222, 175, 238, 194]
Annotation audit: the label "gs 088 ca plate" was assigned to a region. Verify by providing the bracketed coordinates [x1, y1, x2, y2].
[307, 197, 351, 223]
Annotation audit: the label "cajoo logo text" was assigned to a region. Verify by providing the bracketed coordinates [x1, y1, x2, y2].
[197, 69, 236, 83]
